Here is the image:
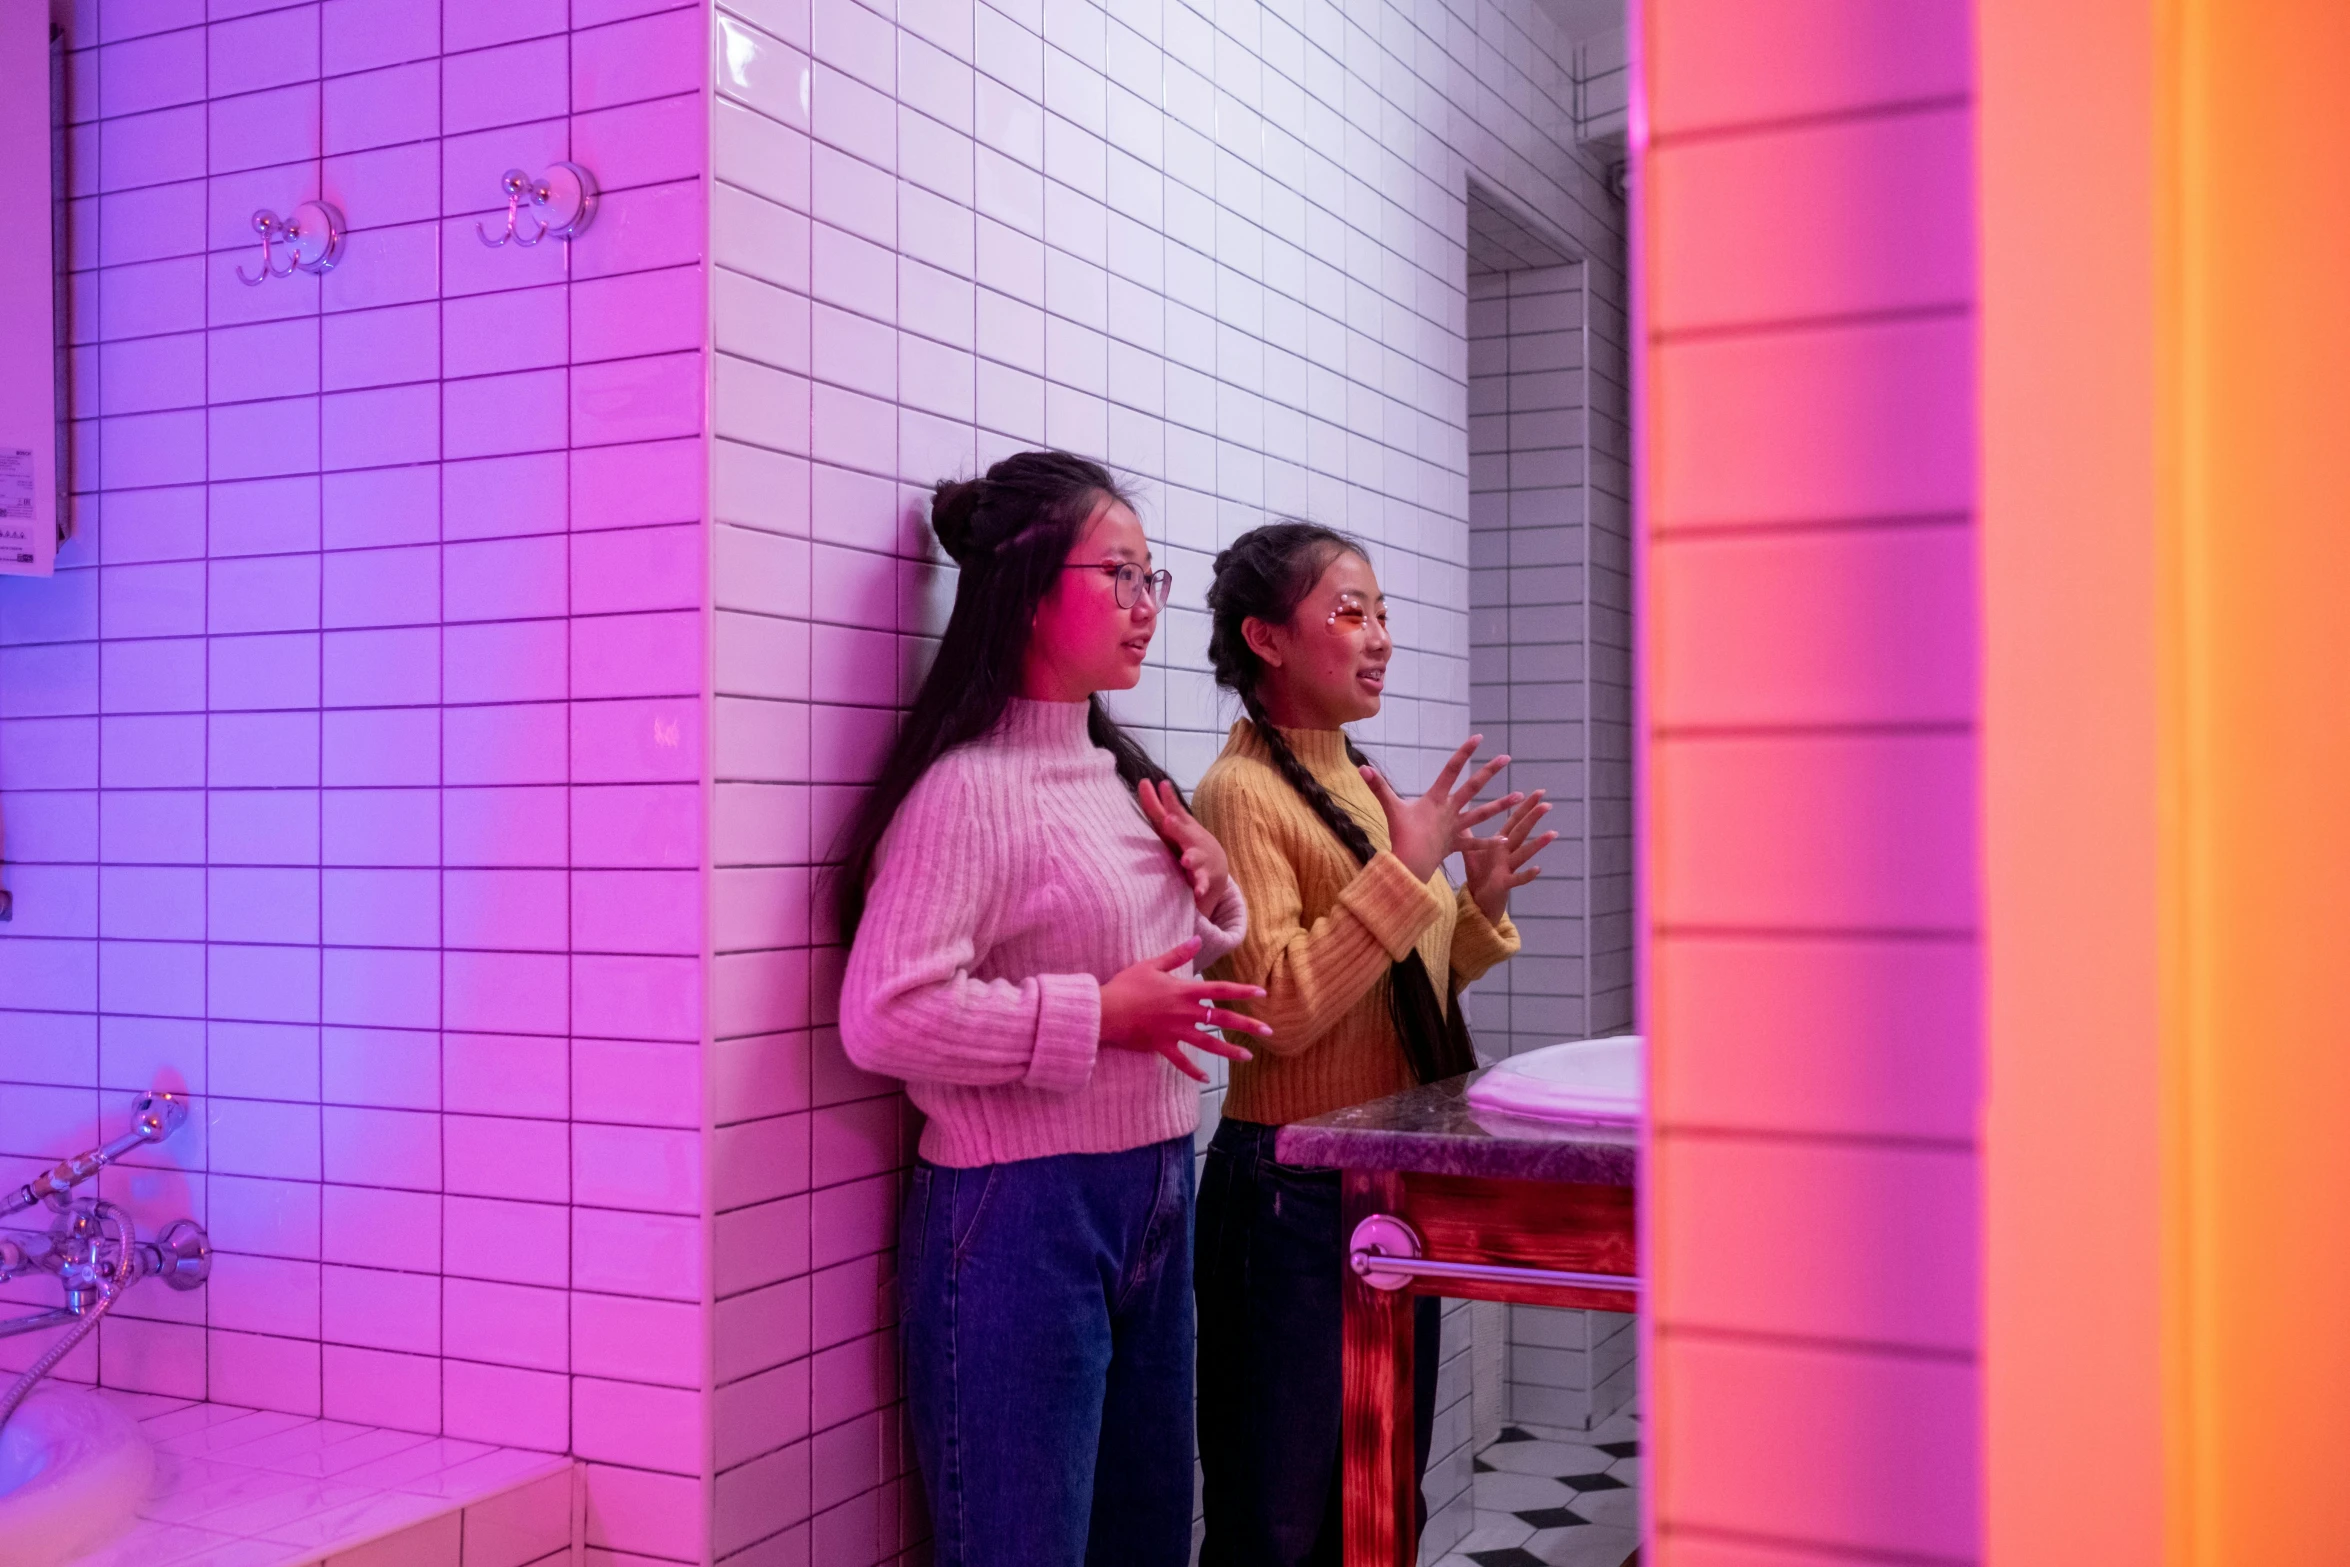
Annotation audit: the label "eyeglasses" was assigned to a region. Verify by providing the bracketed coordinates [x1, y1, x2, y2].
[1326, 592, 1389, 634]
[1064, 560, 1174, 610]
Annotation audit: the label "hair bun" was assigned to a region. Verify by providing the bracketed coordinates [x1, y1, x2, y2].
[930, 478, 988, 565]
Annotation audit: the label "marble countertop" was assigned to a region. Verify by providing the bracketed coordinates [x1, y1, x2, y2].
[1272, 1069, 1638, 1185]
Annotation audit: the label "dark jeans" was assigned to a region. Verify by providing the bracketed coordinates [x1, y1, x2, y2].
[899, 1135, 1197, 1567]
[1195, 1117, 1440, 1567]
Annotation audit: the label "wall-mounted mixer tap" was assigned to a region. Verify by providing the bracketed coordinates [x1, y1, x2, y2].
[0, 1199, 211, 1308]
[0, 1092, 211, 1433]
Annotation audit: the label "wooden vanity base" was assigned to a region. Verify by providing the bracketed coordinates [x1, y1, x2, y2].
[1339, 1168, 1638, 1567]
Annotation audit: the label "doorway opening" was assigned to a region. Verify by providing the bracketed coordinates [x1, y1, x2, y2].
[1434, 165, 1636, 1566]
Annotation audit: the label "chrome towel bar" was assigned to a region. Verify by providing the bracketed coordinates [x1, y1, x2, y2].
[1348, 1213, 1641, 1296]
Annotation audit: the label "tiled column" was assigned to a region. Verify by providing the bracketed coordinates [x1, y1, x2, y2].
[1642, 1, 1982, 1562]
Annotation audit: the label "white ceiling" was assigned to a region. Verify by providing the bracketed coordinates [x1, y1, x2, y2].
[1531, 0, 1623, 46]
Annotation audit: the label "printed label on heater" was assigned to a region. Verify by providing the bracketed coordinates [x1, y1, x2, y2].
[0, 449, 34, 521]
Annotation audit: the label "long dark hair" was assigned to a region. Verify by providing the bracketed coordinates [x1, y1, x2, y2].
[830, 450, 1174, 944]
[1205, 522, 1478, 1084]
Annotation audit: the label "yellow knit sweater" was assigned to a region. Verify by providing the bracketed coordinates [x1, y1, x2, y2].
[1193, 720, 1521, 1126]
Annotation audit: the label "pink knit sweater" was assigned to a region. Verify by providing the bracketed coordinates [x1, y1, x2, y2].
[838, 698, 1250, 1166]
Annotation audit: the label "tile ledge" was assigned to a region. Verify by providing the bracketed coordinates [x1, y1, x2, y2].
[93, 1394, 576, 1567]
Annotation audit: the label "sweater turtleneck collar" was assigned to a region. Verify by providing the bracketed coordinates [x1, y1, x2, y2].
[997, 696, 1096, 752]
[1233, 717, 1356, 775]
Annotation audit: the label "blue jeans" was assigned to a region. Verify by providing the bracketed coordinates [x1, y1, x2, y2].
[899, 1136, 1197, 1567]
[1194, 1117, 1440, 1567]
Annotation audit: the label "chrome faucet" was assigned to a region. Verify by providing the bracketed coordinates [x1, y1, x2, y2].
[0, 1093, 211, 1431]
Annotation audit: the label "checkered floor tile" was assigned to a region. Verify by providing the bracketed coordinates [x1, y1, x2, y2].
[1427, 1409, 1640, 1567]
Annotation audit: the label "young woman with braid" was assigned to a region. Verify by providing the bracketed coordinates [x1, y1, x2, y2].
[1190, 522, 1557, 1567]
[833, 451, 1275, 1567]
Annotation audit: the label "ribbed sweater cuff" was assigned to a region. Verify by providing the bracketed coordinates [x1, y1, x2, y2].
[1024, 972, 1103, 1092]
[1338, 852, 1451, 962]
[1450, 894, 1521, 981]
[1195, 877, 1249, 969]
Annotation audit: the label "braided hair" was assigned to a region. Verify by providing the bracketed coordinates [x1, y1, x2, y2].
[1205, 522, 1478, 1084]
[829, 450, 1176, 943]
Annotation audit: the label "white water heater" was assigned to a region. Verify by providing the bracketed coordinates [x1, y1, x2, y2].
[0, 0, 62, 577]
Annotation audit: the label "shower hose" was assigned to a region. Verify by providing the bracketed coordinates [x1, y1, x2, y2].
[0, 1250, 141, 1435]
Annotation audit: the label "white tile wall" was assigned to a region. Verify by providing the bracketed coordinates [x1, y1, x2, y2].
[1573, 24, 1626, 149]
[703, 0, 1598, 1557]
[1463, 238, 1632, 1059]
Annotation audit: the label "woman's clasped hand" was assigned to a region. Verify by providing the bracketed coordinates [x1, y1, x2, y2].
[1099, 934, 1272, 1085]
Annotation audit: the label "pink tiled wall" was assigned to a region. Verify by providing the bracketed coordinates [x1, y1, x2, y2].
[0, 0, 711, 1558]
[1642, 1, 1981, 1562]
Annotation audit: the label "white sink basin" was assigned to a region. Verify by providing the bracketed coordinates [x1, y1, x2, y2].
[1466, 1035, 1643, 1124]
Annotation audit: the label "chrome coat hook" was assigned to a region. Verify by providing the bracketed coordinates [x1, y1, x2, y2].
[236, 201, 345, 286]
[235, 211, 290, 285]
[477, 170, 531, 247]
[475, 163, 598, 249]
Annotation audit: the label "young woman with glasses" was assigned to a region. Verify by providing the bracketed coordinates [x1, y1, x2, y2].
[1189, 521, 1557, 1566]
[834, 450, 1273, 1567]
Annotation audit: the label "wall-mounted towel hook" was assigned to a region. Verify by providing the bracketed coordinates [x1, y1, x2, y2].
[236, 201, 345, 287]
[476, 170, 532, 248]
[474, 163, 598, 249]
[234, 211, 292, 285]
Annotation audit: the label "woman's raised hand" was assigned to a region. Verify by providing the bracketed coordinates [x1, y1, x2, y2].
[1137, 778, 1232, 916]
[1098, 936, 1273, 1084]
[1459, 789, 1557, 923]
[1358, 735, 1521, 883]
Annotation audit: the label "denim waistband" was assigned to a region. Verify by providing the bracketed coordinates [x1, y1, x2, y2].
[916, 1130, 1194, 1177]
[1207, 1115, 1279, 1155]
